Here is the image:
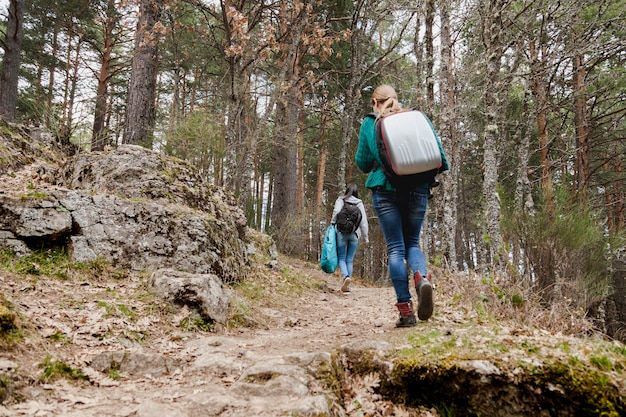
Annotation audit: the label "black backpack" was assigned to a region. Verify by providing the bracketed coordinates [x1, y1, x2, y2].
[335, 201, 362, 234]
[366, 109, 442, 190]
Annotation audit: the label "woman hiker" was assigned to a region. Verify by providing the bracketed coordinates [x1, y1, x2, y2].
[355, 84, 449, 327]
[331, 183, 369, 294]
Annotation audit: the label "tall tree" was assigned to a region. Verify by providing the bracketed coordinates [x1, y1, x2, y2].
[313, 98, 330, 261]
[439, 0, 460, 271]
[479, 0, 506, 269]
[424, 0, 435, 107]
[123, 0, 163, 148]
[220, 0, 265, 217]
[335, 0, 366, 194]
[336, 0, 415, 193]
[270, 0, 307, 246]
[44, 10, 59, 129]
[571, 14, 589, 194]
[0, 0, 24, 122]
[90, 0, 127, 151]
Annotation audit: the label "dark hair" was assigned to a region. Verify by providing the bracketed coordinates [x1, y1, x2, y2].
[343, 183, 359, 199]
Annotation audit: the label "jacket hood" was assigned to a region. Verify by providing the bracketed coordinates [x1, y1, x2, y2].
[344, 195, 362, 204]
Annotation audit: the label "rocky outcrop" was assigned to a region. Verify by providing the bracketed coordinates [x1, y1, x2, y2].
[0, 120, 58, 176]
[56, 144, 247, 233]
[0, 189, 249, 284]
[0, 129, 276, 325]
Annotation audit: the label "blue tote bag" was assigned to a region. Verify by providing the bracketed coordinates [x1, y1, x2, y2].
[320, 225, 338, 273]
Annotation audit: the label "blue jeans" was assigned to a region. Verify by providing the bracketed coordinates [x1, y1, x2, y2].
[373, 188, 429, 303]
[336, 231, 359, 278]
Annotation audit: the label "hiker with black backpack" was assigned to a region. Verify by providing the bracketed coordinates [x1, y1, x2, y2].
[331, 183, 369, 294]
[355, 84, 449, 327]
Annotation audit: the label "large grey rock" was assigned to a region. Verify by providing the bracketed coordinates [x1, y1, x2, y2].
[149, 268, 230, 325]
[0, 144, 280, 284]
[0, 189, 249, 283]
[0, 230, 32, 257]
[0, 195, 72, 242]
[57, 144, 247, 235]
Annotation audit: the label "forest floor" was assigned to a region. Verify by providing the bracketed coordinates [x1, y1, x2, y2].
[0, 251, 449, 416]
[3, 250, 624, 417]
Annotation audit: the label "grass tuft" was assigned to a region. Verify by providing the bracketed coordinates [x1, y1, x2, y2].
[39, 356, 86, 383]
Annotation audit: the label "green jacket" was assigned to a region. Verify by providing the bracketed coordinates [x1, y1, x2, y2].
[355, 113, 450, 191]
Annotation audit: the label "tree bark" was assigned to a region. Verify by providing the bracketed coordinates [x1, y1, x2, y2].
[123, 0, 163, 148]
[0, 0, 24, 122]
[91, 0, 117, 151]
[62, 32, 82, 149]
[270, 0, 305, 244]
[480, 0, 505, 269]
[529, 37, 554, 215]
[605, 157, 624, 233]
[439, 0, 459, 271]
[45, 26, 58, 129]
[571, 15, 589, 194]
[528, 22, 556, 302]
[514, 92, 534, 215]
[222, 1, 255, 213]
[314, 101, 330, 261]
[424, 0, 435, 107]
[337, 12, 364, 195]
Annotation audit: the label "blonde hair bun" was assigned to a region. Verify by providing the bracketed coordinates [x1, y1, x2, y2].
[372, 84, 401, 115]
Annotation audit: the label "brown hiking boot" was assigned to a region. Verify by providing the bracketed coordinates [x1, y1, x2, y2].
[395, 301, 417, 327]
[341, 276, 351, 294]
[415, 272, 434, 321]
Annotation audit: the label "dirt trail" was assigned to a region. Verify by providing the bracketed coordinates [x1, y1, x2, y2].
[237, 259, 404, 352]
[1, 256, 438, 417]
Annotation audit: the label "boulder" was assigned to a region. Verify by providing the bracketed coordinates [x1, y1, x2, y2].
[149, 268, 230, 325]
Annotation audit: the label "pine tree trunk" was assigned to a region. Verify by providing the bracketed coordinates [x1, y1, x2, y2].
[45, 27, 58, 129]
[314, 107, 329, 261]
[255, 170, 265, 230]
[0, 0, 24, 122]
[481, 0, 504, 269]
[439, 0, 459, 271]
[572, 43, 589, 193]
[222, 1, 255, 213]
[63, 34, 82, 149]
[337, 1, 368, 194]
[514, 93, 534, 215]
[413, 11, 424, 98]
[61, 23, 73, 130]
[296, 95, 304, 214]
[270, 0, 305, 242]
[271, 89, 300, 244]
[605, 157, 624, 233]
[311, 145, 328, 260]
[529, 34, 556, 303]
[529, 39, 555, 215]
[424, 0, 435, 107]
[607, 248, 626, 342]
[91, 0, 116, 151]
[512, 95, 535, 275]
[123, 0, 162, 148]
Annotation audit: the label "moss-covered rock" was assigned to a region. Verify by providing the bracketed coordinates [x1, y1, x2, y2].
[330, 331, 626, 416]
[0, 304, 16, 332]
